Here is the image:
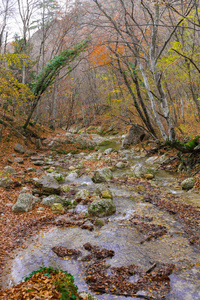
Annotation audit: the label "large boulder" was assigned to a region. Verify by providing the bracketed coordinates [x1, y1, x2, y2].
[35, 175, 61, 194]
[88, 198, 116, 217]
[181, 177, 196, 190]
[92, 167, 113, 183]
[122, 124, 149, 148]
[12, 193, 33, 212]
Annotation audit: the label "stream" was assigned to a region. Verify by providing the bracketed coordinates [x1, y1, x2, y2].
[2, 141, 200, 299]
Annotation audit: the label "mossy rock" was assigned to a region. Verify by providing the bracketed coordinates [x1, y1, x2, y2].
[52, 203, 64, 211]
[181, 177, 196, 190]
[101, 190, 113, 199]
[53, 173, 65, 182]
[75, 189, 90, 199]
[61, 185, 71, 192]
[88, 198, 116, 217]
[94, 219, 105, 227]
[92, 167, 113, 183]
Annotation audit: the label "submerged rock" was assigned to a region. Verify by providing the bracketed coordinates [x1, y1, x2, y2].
[88, 198, 116, 217]
[92, 167, 113, 183]
[181, 177, 196, 190]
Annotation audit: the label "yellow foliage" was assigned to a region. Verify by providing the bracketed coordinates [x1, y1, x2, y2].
[0, 53, 34, 111]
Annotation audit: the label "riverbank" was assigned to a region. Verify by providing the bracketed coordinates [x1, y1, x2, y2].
[0, 129, 200, 299]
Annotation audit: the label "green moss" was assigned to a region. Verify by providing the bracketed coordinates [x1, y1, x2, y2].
[165, 136, 200, 153]
[23, 267, 81, 300]
[94, 219, 105, 227]
[56, 148, 68, 155]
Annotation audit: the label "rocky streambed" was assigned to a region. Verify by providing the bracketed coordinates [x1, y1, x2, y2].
[1, 136, 200, 299]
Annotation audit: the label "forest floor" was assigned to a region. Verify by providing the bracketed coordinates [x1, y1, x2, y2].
[0, 120, 200, 300]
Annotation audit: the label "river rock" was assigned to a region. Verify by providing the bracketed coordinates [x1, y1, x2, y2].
[115, 162, 126, 169]
[95, 184, 109, 195]
[41, 195, 65, 206]
[101, 190, 113, 199]
[92, 167, 113, 183]
[122, 124, 149, 148]
[94, 219, 105, 227]
[145, 156, 159, 164]
[35, 139, 42, 149]
[4, 166, 16, 174]
[88, 198, 116, 217]
[14, 157, 24, 164]
[12, 193, 33, 212]
[14, 143, 25, 154]
[61, 184, 71, 192]
[181, 177, 196, 190]
[51, 203, 64, 212]
[104, 148, 114, 155]
[75, 189, 90, 199]
[32, 196, 41, 203]
[68, 135, 96, 149]
[33, 160, 44, 166]
[144, 173, 154, 180]
[30, 156, 43, 161]
[69, 166, 76, 171]
[131, 163, 147, 178]
[0, 177, 13, 188]
[79, 292, 99, 300]
[104, 157, 112, 163]
[25, 150, 37, 156]
[66, 171, 79, 181]
[53, 173, 65, 182]
[36, 175, 61, 194]
[69, 125, 82, 134]
[76, 161, 84, 169]
[46, 168, 54, 173]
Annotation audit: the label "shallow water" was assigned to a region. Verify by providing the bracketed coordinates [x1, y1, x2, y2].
[2, 150, 200, 299]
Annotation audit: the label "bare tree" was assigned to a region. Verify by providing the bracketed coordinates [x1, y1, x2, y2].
[0, 0, 15, 53]
[90, 0, 195, 144]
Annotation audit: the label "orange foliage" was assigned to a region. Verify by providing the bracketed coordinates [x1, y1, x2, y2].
[89, 41, 124, 67]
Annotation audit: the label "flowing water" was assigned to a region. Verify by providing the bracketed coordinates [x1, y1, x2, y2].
[2, 145, 200, 300]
